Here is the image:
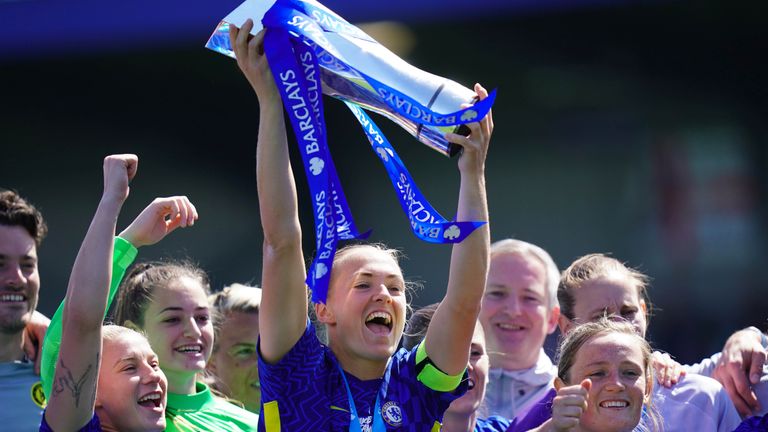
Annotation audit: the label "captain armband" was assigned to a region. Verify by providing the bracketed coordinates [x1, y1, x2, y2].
[414, 341, 465, 392]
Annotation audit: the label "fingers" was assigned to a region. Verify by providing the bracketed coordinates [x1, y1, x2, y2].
[749, 349, 766, 385]
[474, 82, 494, 134]
[580, 378, 592, 392]
[553, 384, 589, 431]
[249, 28, 266, 57]
[153, 196, 197, 230]
[716, 362, 757, 417]
[169, 196, 197, 229]
[103, 154, 138, 201]
[729, 361, 760, 414]
[233, 19, 254, 62]
[652, 351, 684, 388]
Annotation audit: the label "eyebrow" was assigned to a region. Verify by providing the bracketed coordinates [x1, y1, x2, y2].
[356, 272, 403, 280]
[159, 306, 209, 314]
[0, 253, 37, 261]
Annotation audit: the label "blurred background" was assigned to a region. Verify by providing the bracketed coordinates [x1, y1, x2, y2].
[1, 0, 766, 364]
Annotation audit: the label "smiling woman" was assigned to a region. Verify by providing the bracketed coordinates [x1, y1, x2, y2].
[235, 17, 493, 431]
[207, 283, 262, 413]
[546, 318, 658, 432]
[114, 261, 259, 431]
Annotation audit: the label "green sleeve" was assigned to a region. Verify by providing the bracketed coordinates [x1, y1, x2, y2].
[40, 236, 138, 398]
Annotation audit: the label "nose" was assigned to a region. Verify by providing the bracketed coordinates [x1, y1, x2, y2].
[605, 371, 626, 391]
[142, 365, 164, 385]
[502, 296, 522, 316]
[183, 317, 203, 338]
[2, 263, 26, 288]
[372, 284, 393, 304]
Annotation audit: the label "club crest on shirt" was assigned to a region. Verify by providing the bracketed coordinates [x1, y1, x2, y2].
[381, 401, 403, 427]
[31, 381, 47, 408]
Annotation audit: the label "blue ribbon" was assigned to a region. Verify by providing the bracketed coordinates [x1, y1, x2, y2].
[264, 28, 366, 303]
[215, 0, 493, 303]
[345, 102, 486, 244]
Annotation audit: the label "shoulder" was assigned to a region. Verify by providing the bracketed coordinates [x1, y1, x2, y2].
[259, 320, 327, 370]
[654, 374, 741, 430]
[657, 373, 728, 401]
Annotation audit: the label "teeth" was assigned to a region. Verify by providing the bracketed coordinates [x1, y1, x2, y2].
[600, 400, 628, 408]
[176, 344, 202, 353]
[498, 323, 523, 330]
[365, 312, 392, 325]
[0, 294, 25, 302]
[138, 393, 161, 403]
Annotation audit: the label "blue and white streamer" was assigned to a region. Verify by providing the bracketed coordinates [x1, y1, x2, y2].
[207, 0, 494, 303]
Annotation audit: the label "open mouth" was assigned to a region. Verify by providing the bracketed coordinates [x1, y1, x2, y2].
[137, 391, 163, 409]
[365, 311, 393, 335]
[174, 344, 203, 355]
[496, 323, 526, 331]
[599, 400, 629, 408]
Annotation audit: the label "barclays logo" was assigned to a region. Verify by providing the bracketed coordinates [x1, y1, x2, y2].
[376, 147, 389, 162]
[309, 157, 325, 175]
[460, 109, 478, 122]
[315, 262, 328, 279]
[443, 225, 461, 240]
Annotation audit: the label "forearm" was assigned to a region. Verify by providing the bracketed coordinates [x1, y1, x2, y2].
[426, 170, 490, 375]
[447, 172, 490, 306]
[256, 96, 309, 362]
[41, 235, 137, 398]
[62, 197, 122, 328]
[46, 195, 123, 430]
[257, 98, 302, 248]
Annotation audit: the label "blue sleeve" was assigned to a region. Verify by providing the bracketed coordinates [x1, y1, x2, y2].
[475, 415, 513, 432]
[257, 320, 323, 401]
[40, 411, 102, 432]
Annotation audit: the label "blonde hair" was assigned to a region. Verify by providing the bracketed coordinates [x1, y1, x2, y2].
[490, 239, 560, 309]
[556, 318, 661, 431]
[102, 324, 148, 343]
[208, 283, 262, 353]
[558, 253, 651, 321]
[328, 243, 421, 299]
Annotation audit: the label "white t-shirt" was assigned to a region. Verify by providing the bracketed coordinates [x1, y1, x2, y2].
[654, 373, 742, 432]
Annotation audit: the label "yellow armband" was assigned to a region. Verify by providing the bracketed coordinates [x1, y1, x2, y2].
[415, 341, 465, 392]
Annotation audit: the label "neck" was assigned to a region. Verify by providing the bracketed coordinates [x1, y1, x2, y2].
[441, 410, 477, 432]
[0, 331, 25, 362]
[329, 340, 388, 381]
[164, 369, 199, 395]
[489, 348, 539, 371]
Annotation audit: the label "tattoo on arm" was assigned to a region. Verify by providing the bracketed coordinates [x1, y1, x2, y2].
[51, 353, 99, 408]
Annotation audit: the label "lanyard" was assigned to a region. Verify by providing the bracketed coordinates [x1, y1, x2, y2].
[337, 364, 388, 432]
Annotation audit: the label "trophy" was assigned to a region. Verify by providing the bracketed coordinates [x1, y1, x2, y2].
[206, 0, 494, 156]
[206, 0, 494, 302]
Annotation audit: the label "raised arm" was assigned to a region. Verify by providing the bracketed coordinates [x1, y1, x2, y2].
[425, 84, 493, 375]
[231, 21, 308, 363]
[44, 154, 136, 431]
[40, 195, 198, 398]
